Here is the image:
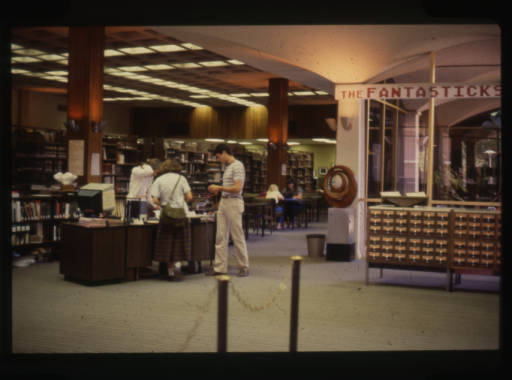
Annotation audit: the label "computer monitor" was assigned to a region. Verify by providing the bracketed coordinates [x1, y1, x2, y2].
[78, 183, 115, 217]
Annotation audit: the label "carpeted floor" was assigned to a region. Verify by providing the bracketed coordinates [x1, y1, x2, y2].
[11, 220, 500, 355]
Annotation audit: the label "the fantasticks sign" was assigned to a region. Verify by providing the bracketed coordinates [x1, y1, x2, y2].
[335, 83, 501, 100]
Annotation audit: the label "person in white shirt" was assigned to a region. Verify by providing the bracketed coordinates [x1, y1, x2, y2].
[151, 159, 193, 281]
[265, 184, 284, 230]
[127, 162, 153, 200]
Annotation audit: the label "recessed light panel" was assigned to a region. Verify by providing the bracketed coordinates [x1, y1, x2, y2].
[198, 61, 228, 67]
[11, 56, 41, 63]
[119, 66, 148, 72]
[14, 48, 45, 56]
[149, 44, 185, 52]
[172, 62, 201, 69]
[118, 46, 154, 55]
[144, 64, 174, 70]
[104, 49, 125, 57]
[227, 59, 245, 65]
[39, 54, 64, 61]
[181, 43, 203, 50]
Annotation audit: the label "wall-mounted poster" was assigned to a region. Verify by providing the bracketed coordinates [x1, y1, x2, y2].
[68, 139, 84, 176]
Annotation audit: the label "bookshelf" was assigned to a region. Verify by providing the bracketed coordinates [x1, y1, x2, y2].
[12, 126, 68, 192]
[11, 191, 79, 262]
[102, 135, 143, 196]
[287, 151, 314, 191]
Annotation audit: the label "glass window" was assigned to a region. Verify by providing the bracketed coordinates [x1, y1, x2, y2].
[366, 98, 501, 203]
[367, 101, 382, 198]
[435, 108, 501, 202]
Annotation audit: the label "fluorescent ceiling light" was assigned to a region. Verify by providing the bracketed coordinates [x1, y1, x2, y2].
[227, 59, 245, 65]
[57, 59, 68, 65]
[150, 44, 185, 52]
[118, 46, 153, 55]
[230, 93, 250, 97]
[199, 61, 228, 67]
[11, 43, 23, 50]
[11, 68, 30, 74]
[104, 49, 125, 57]
[14, 48, 45, 56]
[227, 140, 237, 144]
[119, 66, 148, 72]
[144, 64, 174, 70]
[104, 67, 120, 73]
[205, 138, 225, 142]
[39, 54, 64, 61]
[45, 70, 67, 76]
[256, 138, 268, 142]
[250, 93, 268, 97]
[181, 43, 203, 50]
[293, 91, 315, 96]
[172, 62, 201, 69]
[315, 90, 328, 95]
[287, 142, 300, 146]
[11, 56, 41, 63]
[239, 142, 252, 145]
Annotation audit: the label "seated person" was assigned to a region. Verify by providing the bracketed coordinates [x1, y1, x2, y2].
[281, 178, 304, 228]
[265, 184, 284, 229]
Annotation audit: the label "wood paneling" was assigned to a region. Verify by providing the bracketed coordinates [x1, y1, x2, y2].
[132, 104, 335, 140]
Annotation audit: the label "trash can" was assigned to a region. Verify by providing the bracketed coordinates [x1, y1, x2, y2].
[306, 234, 326, 258]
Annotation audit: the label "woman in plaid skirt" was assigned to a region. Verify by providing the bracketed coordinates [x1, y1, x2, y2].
[150, 159, 193, 281]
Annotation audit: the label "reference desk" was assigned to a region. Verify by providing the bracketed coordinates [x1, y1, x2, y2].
[60, 217, 215, 284]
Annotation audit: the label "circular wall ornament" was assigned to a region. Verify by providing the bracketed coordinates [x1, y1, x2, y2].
[322, 165, 357, 208]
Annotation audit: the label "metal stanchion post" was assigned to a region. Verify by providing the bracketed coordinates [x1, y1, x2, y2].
[217, 275, 230, 353]
[289, 256, 302, 352]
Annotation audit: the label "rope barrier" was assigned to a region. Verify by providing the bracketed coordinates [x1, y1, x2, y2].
[176, 256, 299, 352]
[176, 283, 217, 353]
[229, 274, 289, 312]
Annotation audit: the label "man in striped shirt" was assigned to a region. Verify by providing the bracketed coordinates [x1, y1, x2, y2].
[206, 144, 249, 277]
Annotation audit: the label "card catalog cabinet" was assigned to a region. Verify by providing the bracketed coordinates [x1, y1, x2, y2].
[367, 206, 501, 290]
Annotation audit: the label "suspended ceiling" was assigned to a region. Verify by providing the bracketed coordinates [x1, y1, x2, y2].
[10, 24, 501, 125]
[10, 26, 335, 108]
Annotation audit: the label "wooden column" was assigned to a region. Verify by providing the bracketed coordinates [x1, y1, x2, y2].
[267, 78, 289, 190]
[66, 27, 105, 186]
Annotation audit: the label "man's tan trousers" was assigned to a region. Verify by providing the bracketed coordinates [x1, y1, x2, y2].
[213, 198, 249, 273]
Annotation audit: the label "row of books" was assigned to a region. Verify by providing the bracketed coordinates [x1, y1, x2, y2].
[11, 199, 79, 222]
[11, 223, 64, 246]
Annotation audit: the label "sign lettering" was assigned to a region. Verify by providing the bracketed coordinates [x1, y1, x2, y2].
[335, 83, 501, 100]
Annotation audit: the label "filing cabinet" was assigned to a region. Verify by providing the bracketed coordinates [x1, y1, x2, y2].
[367, 205, 501, 290]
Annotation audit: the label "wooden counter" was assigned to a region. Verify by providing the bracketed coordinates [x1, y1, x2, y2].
[59, 217, 215, 284]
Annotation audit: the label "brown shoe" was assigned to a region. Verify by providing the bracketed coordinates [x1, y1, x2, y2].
[237, 268, 249, 277]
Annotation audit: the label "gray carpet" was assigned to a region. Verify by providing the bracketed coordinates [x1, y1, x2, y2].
[11, 221, 500, 354]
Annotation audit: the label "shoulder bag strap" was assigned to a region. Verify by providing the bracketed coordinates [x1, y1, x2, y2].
[169, 174, 182, 203]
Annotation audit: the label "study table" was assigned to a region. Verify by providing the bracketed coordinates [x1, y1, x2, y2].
[59, 216, 215, 284]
